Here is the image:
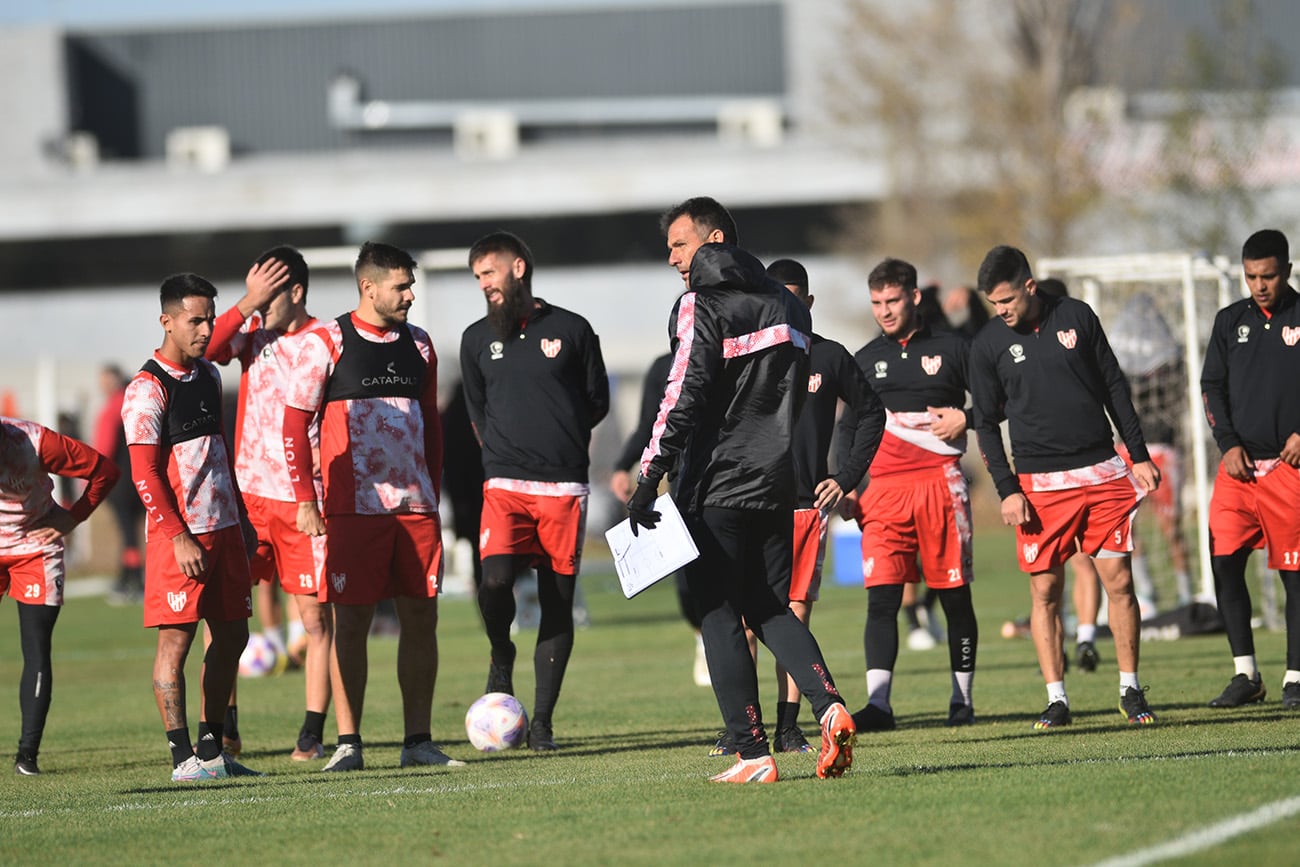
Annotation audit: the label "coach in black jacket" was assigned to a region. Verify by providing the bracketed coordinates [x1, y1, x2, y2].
[628, 198, 855, 783]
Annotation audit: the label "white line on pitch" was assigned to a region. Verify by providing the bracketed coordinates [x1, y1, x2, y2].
[1085, 794, 1300, 867]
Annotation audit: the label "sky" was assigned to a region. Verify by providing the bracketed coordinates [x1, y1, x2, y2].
[0, 0, 693, 28]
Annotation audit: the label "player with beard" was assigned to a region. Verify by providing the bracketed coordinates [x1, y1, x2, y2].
[460, 231, 609, 750]
[837, 258, 980, 731]
[285, 241, 461, 772]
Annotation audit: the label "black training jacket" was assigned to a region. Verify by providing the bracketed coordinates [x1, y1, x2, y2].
[970, 294, 1149, 500]
[460, 299, 609, 483]
[793, 334, 884, 508]
[639, 243, 812, 512]
[1200, 288, 1300, 459]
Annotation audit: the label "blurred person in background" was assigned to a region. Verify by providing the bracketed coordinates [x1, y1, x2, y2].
[94, 365, 146, 605]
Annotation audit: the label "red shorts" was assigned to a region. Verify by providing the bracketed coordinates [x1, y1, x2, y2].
[1015, 475, 1141, 573]
[790, 508, 828, 603]
[480, 483, 588, 575]
[0, 546, 64, 606]
[1209, 461, 1300, 569]
[144, 524, 253, 627]
[244, 492, 326, 597]
[323, 512, 443, 605]
[858, 463, 972, 589]
[1117, 442, 1181, 523]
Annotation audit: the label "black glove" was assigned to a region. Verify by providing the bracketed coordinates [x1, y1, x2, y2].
[626, 477, 662, 536]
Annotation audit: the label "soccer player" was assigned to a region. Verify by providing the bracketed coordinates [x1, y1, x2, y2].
[627, 196, 856, 783]
[837, 258, 981, 731]
[206, 246, 333, 760]
[1200, 229, 1300, 709]
[1, 416, 120, 775]
[285, 241, 461, 772]
[766, 257, 883, 751]
[93, 365, 145, 605]
[122, 273, 259, 781]
[608, 351, 710, 687]
[969, 245, 1160, 730]
[461, 231, 610, 750]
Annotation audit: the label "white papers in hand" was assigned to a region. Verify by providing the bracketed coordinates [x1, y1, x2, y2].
[604, 494, 699, 599]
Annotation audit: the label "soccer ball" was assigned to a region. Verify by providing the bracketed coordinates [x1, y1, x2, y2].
[465, 692, 528, 752]
[238, 633, 286, 678]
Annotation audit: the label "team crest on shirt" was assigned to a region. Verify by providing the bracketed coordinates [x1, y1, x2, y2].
[808, 373, 822, 393]
[330, 572, 347, 593]
[1010, 344, 1026, 363]
[1056, 329, 1077, 349]
[863, 557, 874, 578]
[490, 341, 504, 360]
[921, 355, 942, 375]
[1283, 326, 1300, 346]
[540, 338, 562, 358]
[874, 361, 888, 379]
[1237, 325, 1251, 343]
[1022, 543, 1039, 564]
[167, 591, 187, 613]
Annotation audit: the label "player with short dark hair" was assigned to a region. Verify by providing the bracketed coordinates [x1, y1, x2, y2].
[1201, 228, 1300, 709]
[123, 272, 260, 781]
[837, 257, 981, 731]
[764, 257, 884, 752]
[461, 230, 609, 750]
[970, 245, 1161, 730]
[286, 241, 463, 772]
[626, 198, 857, 784]
[206, 245, 333, 761]
[2, 416, 119, 775]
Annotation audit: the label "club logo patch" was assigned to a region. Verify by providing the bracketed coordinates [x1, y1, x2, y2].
[808, 373, 822, 393]
[1022, 543, 1039, 564]
[167, 591, 187, 613]
[330, 571, 347, 593]
[540, 338, 562, 358]
[1283, 326, 1300, 347]
[1237, 325, 1251, 343]
[1010, 344, 1026, 363]
[874, 361, 888, 379]
[921, 355, 943, 375]
[1056, 329, 1077, 349]
[490, 341, 504, 360]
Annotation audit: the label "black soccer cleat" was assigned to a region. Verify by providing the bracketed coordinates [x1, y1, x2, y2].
[774, 725, 813, 753]
[1119, 686, 1157, 725]
[14, 753, 40, 776]
[708, 730, 735, 757]
[1283, 681, 1300, 710]
[851, 703, 897, 732]
[1208, 673, 1266, 708]
[946, 703, 976, 727]
[1075, 641, 1100, 673]
[527, 719, 558, 751]
[1033, 700, 1072, 731]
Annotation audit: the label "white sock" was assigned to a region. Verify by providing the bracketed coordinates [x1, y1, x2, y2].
[1233, 655, 1259, 678]
[866, 669, 893, 710]
[1119, 670, 1139, 696]
[1284, 669, 1300, 686]
[1076, 623, 1097, 644]
[1046, 681, 1068, 705]
[951, 670, 974, 707]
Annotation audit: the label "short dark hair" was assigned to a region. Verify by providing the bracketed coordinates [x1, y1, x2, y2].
[355, 241, 417, 282]
[1242, 229, 1289, 265]
[867, 258, 918, 292]
[977, 245, 1033, 295]
[255, 245, 310, 299]
[159, 273, 217, 312]
[467, 231, 535, 285]
[1035, 277, 1070, 299]
[659, 196, 739, 245]
[766, 258, 809, 296]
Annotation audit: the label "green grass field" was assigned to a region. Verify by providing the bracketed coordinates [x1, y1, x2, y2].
[2, 519, 1298, 866]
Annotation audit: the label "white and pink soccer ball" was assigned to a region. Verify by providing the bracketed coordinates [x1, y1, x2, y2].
[238, 633, 286, 678]
[465, 692, 528, 752]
